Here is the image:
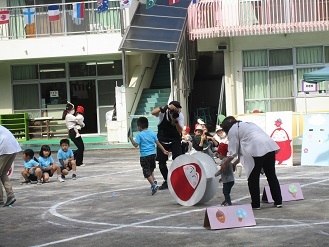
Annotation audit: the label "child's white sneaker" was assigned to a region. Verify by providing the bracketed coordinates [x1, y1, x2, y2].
[75, 133, 81, 138]
[58, 176, 65, 182]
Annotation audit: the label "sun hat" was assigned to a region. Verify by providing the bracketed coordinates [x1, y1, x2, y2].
[217, 142, 228, 156]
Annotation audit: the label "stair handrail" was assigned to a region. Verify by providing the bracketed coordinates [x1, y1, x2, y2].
[128, 55, 158, 116]
[216, 75, 225, 126]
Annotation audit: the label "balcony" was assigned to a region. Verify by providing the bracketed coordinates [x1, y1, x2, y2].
[188, 0, 329, 39]
[0, 1, 123, 40]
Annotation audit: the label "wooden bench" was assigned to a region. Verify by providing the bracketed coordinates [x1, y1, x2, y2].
[29, 117, 68, 139]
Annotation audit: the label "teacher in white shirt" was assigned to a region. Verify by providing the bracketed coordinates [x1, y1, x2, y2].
[219, 116, 282, 210]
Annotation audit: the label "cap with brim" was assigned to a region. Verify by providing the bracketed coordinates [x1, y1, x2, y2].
[216, 125, 223, 132]
[169, 101, 182, 108]
[195, 124, 203, 131]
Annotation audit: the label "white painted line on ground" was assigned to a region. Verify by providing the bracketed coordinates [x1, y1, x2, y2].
[34, 177, 329, 246]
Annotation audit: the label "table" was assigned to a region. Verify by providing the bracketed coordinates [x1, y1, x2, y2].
[29, 117, 67, 139]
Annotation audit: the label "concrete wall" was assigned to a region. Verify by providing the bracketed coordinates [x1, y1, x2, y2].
[0, 63, 13, 114]
[197, 32, 329, 116]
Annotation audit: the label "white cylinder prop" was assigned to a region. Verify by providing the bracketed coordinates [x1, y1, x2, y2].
[168, 153, 218, 206]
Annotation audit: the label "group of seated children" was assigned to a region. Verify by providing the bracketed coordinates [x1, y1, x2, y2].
[20, 139, 77, 184]
[181, 118, 228, 158]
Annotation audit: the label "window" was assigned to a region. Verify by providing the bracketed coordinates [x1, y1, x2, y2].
[69, 62, 96, 77]
[40, 82, 67, 105]
[12, 65, 38, 80]
[39, 64, 66, 79]
[97, 60, 122, 76]
[13, 84, 39, 110]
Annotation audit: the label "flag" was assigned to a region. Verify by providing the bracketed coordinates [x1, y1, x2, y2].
[0, 10, 10, 25]
[146, 0, 156, 9]
[192, 0, 198, 4]
[169, 0, 179, 5]
[23, 8, 36, 25]
[98, 0, 109, 13]
[48, 5, 60, 21]
[120, 0, 131, 9]
[73, 2, 85, 19]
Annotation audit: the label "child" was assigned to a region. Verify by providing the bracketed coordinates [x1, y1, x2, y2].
[181, 125, 192, 154]
[74, 106, 85, 138]
[21, 149, 43, 185]
[38, 145, 64, 183]
[192, 124, 213, 157]
[57, 139, 77, 180]
[214, 143, 235, 206]
[213, 126, 228, 155]
[129, 117, 170, 195]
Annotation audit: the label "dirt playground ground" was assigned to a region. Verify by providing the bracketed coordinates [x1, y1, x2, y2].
[1, 149, 328, 247]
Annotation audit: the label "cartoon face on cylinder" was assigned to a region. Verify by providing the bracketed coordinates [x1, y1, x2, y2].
[170, 163, 202, 202]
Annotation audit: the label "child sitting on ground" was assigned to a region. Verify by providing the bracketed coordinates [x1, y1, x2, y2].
[57, 139, 77, 180]
[38, 145, 64, 183]
[21, 149, 43, 185]
[214, 143, 235, 206]
[129, 116, 169, 195]
[181, 125, 192, 154]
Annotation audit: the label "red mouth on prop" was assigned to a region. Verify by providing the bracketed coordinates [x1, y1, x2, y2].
[170, 163, 202, 201]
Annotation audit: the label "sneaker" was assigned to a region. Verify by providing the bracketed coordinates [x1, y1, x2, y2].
[37, 180, 42, 185]
[20, 179, 30, 184]
[61, 174, 66, 180]
[153, 179, 157, 185]
[158, 181, 168, 190]
[57, 176, 65, 182]
[4, 195, 16, 207]
[30, 180, 37, 184]
[221, 201, 232, 206]
[75, 133, 81, 138]
[72, 174, 77, 180]
[0, 199, 4, 206]
[151, 184, 159, 195]
[274, 204, 282, 208]
[252, 207, 261, 210]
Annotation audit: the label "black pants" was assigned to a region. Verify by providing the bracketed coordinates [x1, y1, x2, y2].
[69, 128, 85, 166]
[156, 140, 182, 181]
[248, 151, 282, 208]
[223, 181, 234, 204]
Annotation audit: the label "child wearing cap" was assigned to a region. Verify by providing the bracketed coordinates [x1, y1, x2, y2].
[73, 106, 85, 138]
[215, 143, 235, 206]
[181, 125, 192, 154]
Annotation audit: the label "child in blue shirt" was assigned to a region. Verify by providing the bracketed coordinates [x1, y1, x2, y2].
[57, 139, 77, 180]
[20, 149, 43, 185]
[38, 145, 64, 183]
[129, 117, 169, 195]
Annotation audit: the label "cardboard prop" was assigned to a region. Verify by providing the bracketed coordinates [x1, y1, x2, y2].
[204, 204, 256, 230]
[262, 183, 304, 203]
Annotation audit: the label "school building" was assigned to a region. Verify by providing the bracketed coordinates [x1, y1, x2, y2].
[1, 0, 329, 143]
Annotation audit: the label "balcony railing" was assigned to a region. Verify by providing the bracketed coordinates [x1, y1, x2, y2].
[0, 1, 123, 40]
[188, 0, 329, 39]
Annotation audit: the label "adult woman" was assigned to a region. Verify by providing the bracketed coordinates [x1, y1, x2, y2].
[62, 102, 85, 166]
[219, 116, 282, 209]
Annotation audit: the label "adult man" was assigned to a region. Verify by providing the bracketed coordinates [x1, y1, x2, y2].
[0, 126, 22, 207]
[151, 101, 184, 190]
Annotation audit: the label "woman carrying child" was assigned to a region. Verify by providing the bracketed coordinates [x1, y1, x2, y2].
[62, 102, 85, 166]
